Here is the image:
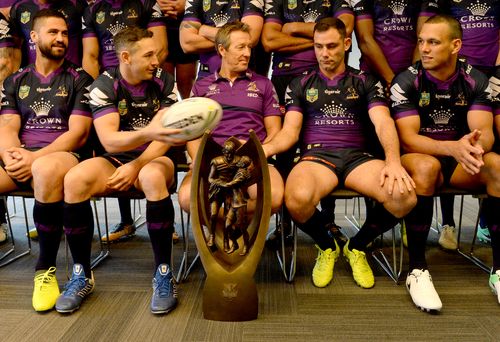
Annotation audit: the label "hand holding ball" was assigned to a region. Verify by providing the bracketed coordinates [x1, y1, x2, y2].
[161, 97, 223, 141]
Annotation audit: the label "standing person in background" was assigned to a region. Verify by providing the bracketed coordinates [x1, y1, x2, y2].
[158, 0, 198, 99]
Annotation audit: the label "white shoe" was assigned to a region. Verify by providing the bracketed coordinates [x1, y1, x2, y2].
[438, 225, 457, 250]
[489, 270, 500, 304]
[0, 223, 7, 243]
[406, 269, 442, 312]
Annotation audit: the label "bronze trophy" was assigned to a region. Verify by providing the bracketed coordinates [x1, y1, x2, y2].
[190, 130, 271, 321]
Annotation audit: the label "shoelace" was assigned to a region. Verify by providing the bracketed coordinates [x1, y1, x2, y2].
[351, 250, 370, 272]
[316, 249, 333, 271]
[35, 267, 56, 290]
[155, 273, 175, 298]
[63, 276, 87, 297]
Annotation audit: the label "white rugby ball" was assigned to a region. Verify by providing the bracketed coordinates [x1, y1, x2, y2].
[161, 97, 223, 141]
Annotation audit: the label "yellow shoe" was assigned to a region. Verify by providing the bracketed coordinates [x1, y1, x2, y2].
[312, 240, 340, 288]
[28, 228, 38, 240]
[32, 267, 60, 311]
[401, 220, 408, 248]
[343, 240, 375, 289]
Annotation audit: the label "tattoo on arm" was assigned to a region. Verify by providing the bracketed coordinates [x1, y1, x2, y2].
[181, 22, 201, 30]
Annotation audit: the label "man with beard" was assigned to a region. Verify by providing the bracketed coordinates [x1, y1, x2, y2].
[0, 9, 94, 312]
[10, 0, 87, 67]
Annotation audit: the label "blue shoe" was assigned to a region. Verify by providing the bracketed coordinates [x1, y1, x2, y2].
[477, 225, 491, 244]
[55, 264, 94, 314]
[151, 264, 178, 314]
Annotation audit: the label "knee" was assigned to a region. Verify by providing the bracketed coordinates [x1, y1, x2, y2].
[178, 183, 191, 213]
[410, 159, 441, 195]
[32, 159, 64, 187]
[64, 168, 92, 199]
[383, 191, 417, 218]
[284, 185, 315, 221]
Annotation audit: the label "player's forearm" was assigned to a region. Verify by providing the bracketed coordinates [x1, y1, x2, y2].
[129, 141, 170, 169]
[32, 129, 90, 158]
[358, 37, 395, 84]
[400, 133, 457, 157]
[282, 22, 314, 38]
[263, 128, 299, 157]
[375, 118, 401, 163]
[98, 130, 154, 153]
[0, 131, 21, 156]
[198, 24, 218, 42]
[262, 26, 313, 53]
[180, 23, 216, 53]
[82, 55, 100, 79]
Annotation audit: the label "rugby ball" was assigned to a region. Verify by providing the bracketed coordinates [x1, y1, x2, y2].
[161, 97, 223, 141]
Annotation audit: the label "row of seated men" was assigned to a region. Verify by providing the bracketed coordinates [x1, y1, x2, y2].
[0, 3, 499, 317]
[0, 0, 497, 248]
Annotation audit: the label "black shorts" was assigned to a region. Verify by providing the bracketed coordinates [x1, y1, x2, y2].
[0, 148, 83, 190]
[300, 148, 377, 184]
[438, 156, 458, 185]
[166, 25, 199, 64]
[100, 150, 178, 193]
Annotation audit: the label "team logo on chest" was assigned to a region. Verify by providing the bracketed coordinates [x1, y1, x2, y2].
[419, 91, 430, 107]
[231, 0, 240, 9]
[118, 99, 128, 116]
[203, 0, 211, 12]
[127, 9, 139, 19]
[20, 11, 30, 24]
[153, 98, 160, 112]
[322, 0, 331, 7]
[455, 93, 467, 106]
[19, 85, 30, 99]
[288, 0, 297, 10]
[96, 11, 105, 24]
[306, 87, 318, 103]
[56, 86, 68, 97]
[346, 87, 359, 100]
[207, 84, 220, 96]
[247, 82, 259, 92]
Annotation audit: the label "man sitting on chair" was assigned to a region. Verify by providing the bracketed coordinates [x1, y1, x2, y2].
[60, 26, 183, 315]
[263, 17, 417, 290]
[177, 21, 284, 218]
[391, 14, 500, 312]
[0, 9, 93, 312]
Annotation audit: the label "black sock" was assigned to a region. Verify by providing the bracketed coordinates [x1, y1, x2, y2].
[64, 200, 94, 278]
[33, 201, 63, 271]
[147, 197, 174, 269]
[320, 197, 336, 224]
[440, 194, 456, 227]
[405, 196, 433, 271]
[349, 201, 399, 251]
[485, 196, 500, 270]
[0, 198, 6, 224]
[118, 197, 133, 224]
[297, 209, 337, 251]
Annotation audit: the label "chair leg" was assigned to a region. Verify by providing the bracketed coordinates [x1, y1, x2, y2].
[0, 196, 32, 267]
[90, 198, 110, 269]
[274, 207, 297, 282]
[457, 195, 490, 273]
[371, 223, 404, 284]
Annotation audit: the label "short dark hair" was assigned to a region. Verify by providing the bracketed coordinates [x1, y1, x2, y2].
[313, 17, 346, 39]
[114, 26, 154, 56]
[32, 9, 67, 31]
[215, 21, 250, 55]
[425, 14, 463, 40]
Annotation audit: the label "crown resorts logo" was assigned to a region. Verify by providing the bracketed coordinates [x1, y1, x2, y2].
[30, 98, 54, 117]
[468, 1, 489, 16]
[430, 107, 454, 125]
[389, 0, 405, 16]
[212, 13, 230, 27]
[302, 9, 321, 23]
[321, 102, 348, 118]
[109, 22, 127, 36]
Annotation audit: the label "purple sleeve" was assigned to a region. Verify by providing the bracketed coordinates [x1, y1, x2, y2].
[88, 73, 119, 119]
[82, 5, 96, 38]
[390, 70, 420, 120]
[264, 0, 283, 25]
[243, 0, 264, 17]
[262, 80, 281, 117]
[284, 77, 304, 114]
[71, 71, 93, 118]
[0, 73, 19, 115]
[183, 0, 203, 23]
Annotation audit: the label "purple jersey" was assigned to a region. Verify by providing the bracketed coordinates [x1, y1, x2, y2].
[183, 0, 263, 78]
[82, 0, 165, 69]
[0, 11, 13, 48]
[351, 0, 438, 75]
[433, 0, 500, 70]
[0, 61, 93, 148]
[191, 71, 281, 145]
[265, 0, 352, 77]
[391, 61, 492, 141]
[88, 67, 177, 151]
[285, 67, 387, 150]
[490, 66, 500, 117]
[10, 0, 86, 67]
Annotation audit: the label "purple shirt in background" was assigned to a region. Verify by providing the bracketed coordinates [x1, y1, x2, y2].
[10, 0, 87, 67]
[183, 0, 263, 79]
[83, 0, 165, 69]
[286, 67, 387, 151]
[265, 0, 352, 77]
[390, 61, 492, 141]
[352, 0, 438, 75]
[191, 71, 281, 145]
